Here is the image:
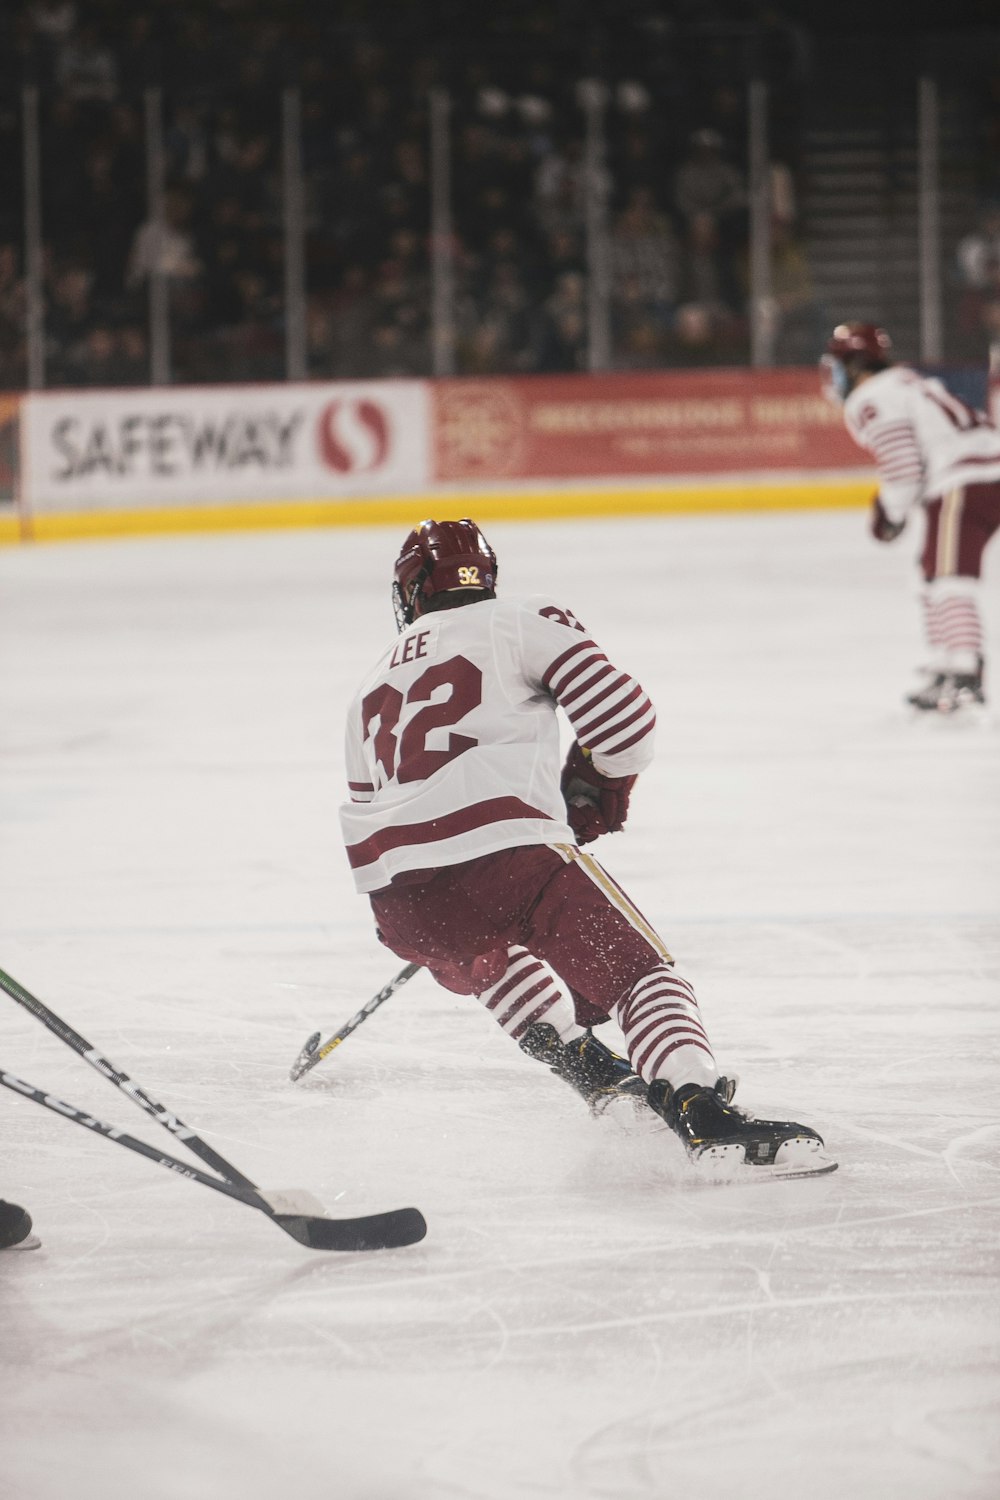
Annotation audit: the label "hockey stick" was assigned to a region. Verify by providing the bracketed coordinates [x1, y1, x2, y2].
[289, 962, 422, 1082]
[0, 1067, 426, 1251]
[0, 964, 258, 1189]
[0, 965, 426, 1251]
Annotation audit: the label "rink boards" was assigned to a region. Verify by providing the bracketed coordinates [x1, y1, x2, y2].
[0, 368, 887, 542]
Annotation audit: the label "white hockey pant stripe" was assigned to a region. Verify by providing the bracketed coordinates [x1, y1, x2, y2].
[552, 844, 674, 963]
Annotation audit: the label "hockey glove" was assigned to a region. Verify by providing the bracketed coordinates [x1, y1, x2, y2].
[870, 494, 906, 543]
[561, 742, 636, 845]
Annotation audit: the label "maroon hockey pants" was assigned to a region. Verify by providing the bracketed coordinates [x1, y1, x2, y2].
[369, 843, 673, 1028]
[921, 479, 1000, 581]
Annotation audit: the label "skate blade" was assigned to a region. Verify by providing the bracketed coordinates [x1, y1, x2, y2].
[690, 1135, 838, 1183]
[908, 702, 990, 728]
[589, 1085, 649, 1119]
[3, 1233, 41, 1251]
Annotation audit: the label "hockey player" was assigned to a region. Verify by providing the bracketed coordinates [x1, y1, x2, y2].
[338, 518, 833, 1178]
[0, 1199, 39, 1250]
[823, 321, 1000, 713]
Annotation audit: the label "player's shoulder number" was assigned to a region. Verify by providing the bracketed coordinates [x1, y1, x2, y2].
[538, 603, 587, 633]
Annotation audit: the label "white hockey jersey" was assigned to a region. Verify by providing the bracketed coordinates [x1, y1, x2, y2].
[843, 366, 1000, 524]
[340, 596, 656, 894]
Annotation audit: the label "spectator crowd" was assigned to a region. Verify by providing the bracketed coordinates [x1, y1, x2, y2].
[0, 0, 997, 389]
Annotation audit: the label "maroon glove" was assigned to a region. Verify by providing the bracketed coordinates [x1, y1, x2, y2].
[560, 742, 636, 846]
[870, 494, 905, 542]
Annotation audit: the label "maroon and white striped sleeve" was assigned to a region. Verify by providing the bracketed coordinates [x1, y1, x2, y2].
[540, 628, 656, 776]
[856, 417, 925, 520]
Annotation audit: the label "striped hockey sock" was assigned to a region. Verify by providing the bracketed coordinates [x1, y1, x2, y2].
[475, 947, 583, 1043]
[614, 964, 717, 1089]
[923, 580, 984, 675]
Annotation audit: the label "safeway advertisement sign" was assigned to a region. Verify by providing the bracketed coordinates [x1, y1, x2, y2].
[22, 381, 430, 510]
[432, 369, 862, 480]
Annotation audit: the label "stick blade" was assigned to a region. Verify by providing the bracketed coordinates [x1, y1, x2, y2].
[289, 1032, 321, 1082]
[273, 1205, 427, 1253]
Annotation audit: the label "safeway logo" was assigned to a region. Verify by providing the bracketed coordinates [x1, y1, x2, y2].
[317, 399, 391, 473]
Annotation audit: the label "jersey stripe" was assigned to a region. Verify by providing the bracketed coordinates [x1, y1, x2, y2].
[346, 795, 554, 871]
[583, 699, 655, 754]
[542, 639, 601, 692]
[551, 660, 614, 705]
[548, 643, 656, 766]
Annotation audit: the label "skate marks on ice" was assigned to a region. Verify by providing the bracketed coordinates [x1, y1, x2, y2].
[569, 1364, 1000, 1500]
[2, 519, 999, 1500]
[2, 926, 997, 1499]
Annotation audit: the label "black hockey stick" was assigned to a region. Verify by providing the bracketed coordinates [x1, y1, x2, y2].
[0, 964, 257, 1189]
[0, 1068, 426, 1251]
[289, 962, 422, 1082]
[0, 965, 426, 1251]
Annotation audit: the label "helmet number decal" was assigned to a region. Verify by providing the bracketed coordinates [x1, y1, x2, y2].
[361, 655, 482, 786]
[457, 565, 481, 586]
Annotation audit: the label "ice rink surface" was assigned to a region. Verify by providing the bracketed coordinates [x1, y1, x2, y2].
[1, 509, 998, 1500]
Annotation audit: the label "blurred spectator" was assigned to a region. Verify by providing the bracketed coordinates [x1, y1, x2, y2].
[768, 218, 825, 364]
[674, 128, 745, 234]
[126, 187, 202, 291]
[982, 296, 1000, 371]
[536, 269, 588, 372]
[0, 243, 26, 386]
[955, 203, 1000, 360]
[19, 0, 983, 386]
[975, 57, 1000, 201]
[673, 128, 747, 325]
[24, 0, 76, 87]
[609, 119, 660, 211]
[458, 258, 536, 374]
[535, 137, 604, 240]
[679, 212, 732, 314]
[62, 323, 121, 385]
[78, 139, 142, 301]
[46, 263, 94, 382]
[325, 265, 377, 378]
[956, 204, 1000, 292]
[609, 186, 681, 330]
[539, 228, 586, 298]
[770, 160, 798, 232]
[611, 276, 666, 370]
[663, 301, 745, 368]
[0, 244, 25, 341]
[28, 0, 76, 44]
[116, 322, 148, 384]
[54, 19, 117, 104]
[165, 102, 212, 186]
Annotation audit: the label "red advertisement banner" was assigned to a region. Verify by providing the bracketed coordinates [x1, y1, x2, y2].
[432, 369, 862, 482]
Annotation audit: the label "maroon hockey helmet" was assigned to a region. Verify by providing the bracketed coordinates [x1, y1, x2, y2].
[821, 321, 893, 401]
[825, 322, 893, 364]
[392, 518, 498, 629]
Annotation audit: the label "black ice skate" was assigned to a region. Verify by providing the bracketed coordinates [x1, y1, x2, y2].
[0, 1200, 40, 1251]
[647, 1079, 837, 1181]
[520, 1023, 647, 1113]
[906, 659, 985, 714]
